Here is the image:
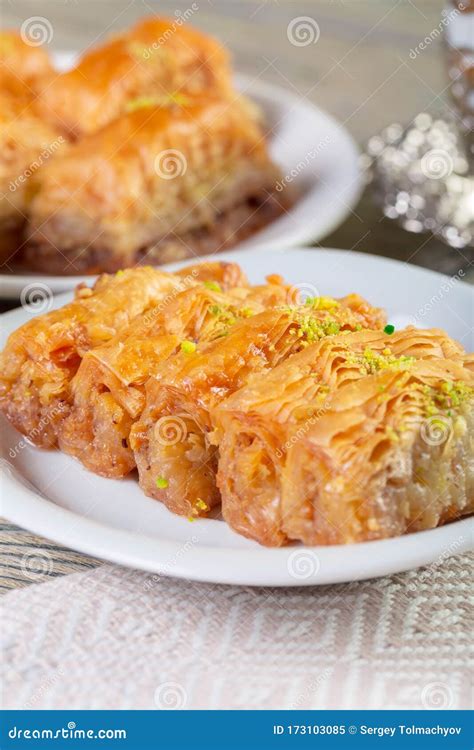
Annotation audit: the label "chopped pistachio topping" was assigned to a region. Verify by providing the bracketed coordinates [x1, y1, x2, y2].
[128, 41, 174, 63]
[0, 36, 14, 53]
[325, 321, 341, 336]
[155, 476, 168, 489]
[126, 96, 160, 113]
[206, 302, 255, 337]
[422, 380, 473, 416]
[180, 340, 196, 354]
[127, 41, 149, 60]
[240, 307, 254, 318]
[187, 500, 207, 520]
[289, 313, 342, 343]
[126, 92, 191, 113]
[344, 347, 415, 375]
[440, 380, 466, 407]
[165, 92, 192, 107]
[385, 426, 399, 442]
[305, 296, 340, 310]
[203, 281, 222, 292]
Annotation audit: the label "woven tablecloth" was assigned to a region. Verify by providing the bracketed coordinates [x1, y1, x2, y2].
[1, 549, 472, 710]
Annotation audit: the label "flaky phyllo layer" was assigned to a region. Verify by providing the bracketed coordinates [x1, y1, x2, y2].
[2, 16, 289, 275]
[59, 275, 292, 477]
[0, 34, 60, 262]
[1, 262, 472, 546]
[0, 261, 246, 447]
[130, 295, 387, 516]
[25, 92, 287, 274]
[36, 17, 233, 138]
[213, 329, 473, 545]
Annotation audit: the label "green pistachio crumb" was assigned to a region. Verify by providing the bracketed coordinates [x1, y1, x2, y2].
[180, 340, 196, 354]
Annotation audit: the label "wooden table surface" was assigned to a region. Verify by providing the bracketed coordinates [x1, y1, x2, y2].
[1, 1, 472, 590]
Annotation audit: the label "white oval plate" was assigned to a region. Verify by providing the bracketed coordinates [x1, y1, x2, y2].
[1, 248, 473, 586]
[0, 52, 362, 299]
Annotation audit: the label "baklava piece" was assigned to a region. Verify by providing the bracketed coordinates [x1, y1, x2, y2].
[0, 262, 238, 446]
[26, 97, 287, 274]
[37, 16, 233, 137]
[0, 75, 64, 266]
[130, 296, 385, 517]
[0, 30, 53, 88]
[213, 328, 472, 545]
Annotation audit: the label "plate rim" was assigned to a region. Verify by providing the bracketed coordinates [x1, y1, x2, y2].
[1, 465, 472, 587]
[0, 65, 363, 298]
[1, 246, 473, 586]
[2, 246, 473, 323]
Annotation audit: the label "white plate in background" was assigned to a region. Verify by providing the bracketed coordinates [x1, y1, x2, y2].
[1, 248, 472, 586]
[0, 52, 362, 298]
